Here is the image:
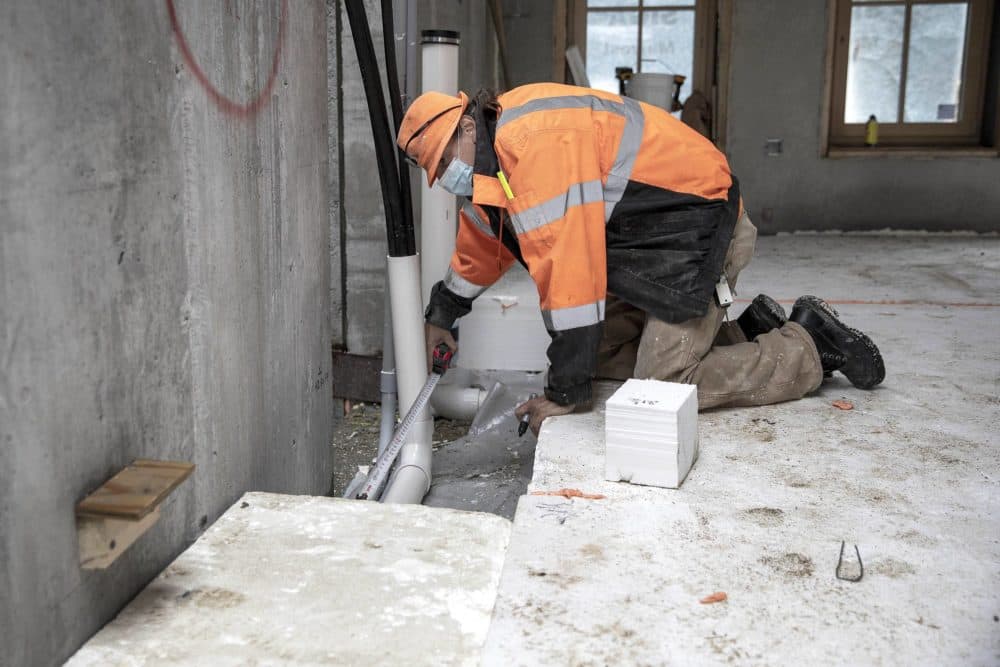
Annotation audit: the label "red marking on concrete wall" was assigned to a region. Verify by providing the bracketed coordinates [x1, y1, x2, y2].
[166, 0, 288, 118]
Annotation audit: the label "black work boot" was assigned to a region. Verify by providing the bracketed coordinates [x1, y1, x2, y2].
[737, 294, 787, 341]
[790, 296, 885, 389]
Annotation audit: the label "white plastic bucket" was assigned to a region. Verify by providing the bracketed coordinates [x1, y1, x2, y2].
[628, 72, 673, 110]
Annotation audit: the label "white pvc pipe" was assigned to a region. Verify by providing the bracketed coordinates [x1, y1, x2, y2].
[380, 451, 432, 504]
[430, 382, 487, 421]
[377, 260, 397, 457]
[428, 366, 485, 420]
[403, 0, 418, 106]
[381, 254, 434, 504]
[419, 34, 460, 308]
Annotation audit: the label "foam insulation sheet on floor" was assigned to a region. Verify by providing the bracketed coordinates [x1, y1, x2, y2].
[486, 282, 1000, 665]
[67, 493, 511, 667]
[483, 492, 997, 665]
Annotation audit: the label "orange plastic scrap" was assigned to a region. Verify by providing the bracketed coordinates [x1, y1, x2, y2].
[530, 488, 606, 500]
[699, 591, 728, 604]
[832, 400, 854, 411]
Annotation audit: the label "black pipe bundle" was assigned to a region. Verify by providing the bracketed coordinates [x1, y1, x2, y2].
[344, 0, 415, 257]
[380, 0, 416, 251]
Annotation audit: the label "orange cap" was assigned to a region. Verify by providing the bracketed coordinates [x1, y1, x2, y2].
[397, 91, 469, 186]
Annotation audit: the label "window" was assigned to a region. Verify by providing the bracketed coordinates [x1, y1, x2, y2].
[585, 1, 698, 101]
[829, 0, 995, 148]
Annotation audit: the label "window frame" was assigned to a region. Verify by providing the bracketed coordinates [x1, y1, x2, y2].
[828, 0, 994, 148]
[569, 0, 724, 143]
[583, 1, 708, 92]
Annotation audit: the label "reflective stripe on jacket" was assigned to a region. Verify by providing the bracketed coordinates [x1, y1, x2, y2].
[425, 83, 739, 406]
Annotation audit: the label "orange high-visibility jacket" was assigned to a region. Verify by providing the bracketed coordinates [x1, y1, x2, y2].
[425, 83, 740, 406]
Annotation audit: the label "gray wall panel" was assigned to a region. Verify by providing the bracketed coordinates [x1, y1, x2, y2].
[0, 2, 332, 664]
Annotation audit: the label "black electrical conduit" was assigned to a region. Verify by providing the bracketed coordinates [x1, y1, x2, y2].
[380, 0, 414, 232]
[344, 0, 415, 257]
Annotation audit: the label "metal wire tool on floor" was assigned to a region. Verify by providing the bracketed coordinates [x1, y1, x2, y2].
[835, 541, 864, 582]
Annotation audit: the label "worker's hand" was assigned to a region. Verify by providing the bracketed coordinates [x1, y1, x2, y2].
[515, 395, 575, 437]
[425, 323, 457, 371]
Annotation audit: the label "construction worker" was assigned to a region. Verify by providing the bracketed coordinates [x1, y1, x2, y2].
[397, 83, 884, 436]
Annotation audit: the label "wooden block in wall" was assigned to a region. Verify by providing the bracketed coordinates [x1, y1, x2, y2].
[76, 459, 194, 569]
[78, 508, 162, 570]
[76, 459, 195, 520]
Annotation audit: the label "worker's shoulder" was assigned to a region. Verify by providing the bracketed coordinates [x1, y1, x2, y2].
[499, 82, 622, 114]
[496, 84, 615, 145]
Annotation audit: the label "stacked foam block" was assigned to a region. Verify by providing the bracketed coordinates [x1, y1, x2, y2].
[604, 379, 699, 489]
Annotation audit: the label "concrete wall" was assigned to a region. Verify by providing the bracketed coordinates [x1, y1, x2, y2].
[418, 0, 501, 97]
[725, 0, 1000, 233]
[332, 0, 393, 355]
[329, 2, 349, 350]
[503, 0, 557, 86]
[331, 0, 499, 354]
[0, 2, 332, 665]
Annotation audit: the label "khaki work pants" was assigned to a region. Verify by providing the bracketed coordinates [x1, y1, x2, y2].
[596, 212, 823, 410]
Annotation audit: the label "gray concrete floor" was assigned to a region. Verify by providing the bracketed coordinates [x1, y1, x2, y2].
[422, 386, 540, 520]
[483, 232, 1000, 665]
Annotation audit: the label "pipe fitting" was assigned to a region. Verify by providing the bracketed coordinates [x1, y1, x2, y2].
[379, 417, 433, 504]
[430, 382, 487, 421]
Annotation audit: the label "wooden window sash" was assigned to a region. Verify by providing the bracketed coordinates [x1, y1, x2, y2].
[580, 0, 722, 142]
[585, 1, 701, 77]
[829, 0, 993, 147]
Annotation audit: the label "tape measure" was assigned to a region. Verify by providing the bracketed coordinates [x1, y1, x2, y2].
[355, 343, 454, 501]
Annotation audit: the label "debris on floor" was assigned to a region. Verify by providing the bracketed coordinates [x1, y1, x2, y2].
[530, 488, 606, 500]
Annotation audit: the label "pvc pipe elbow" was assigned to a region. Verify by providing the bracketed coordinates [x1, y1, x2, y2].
[380, 417, 433, 504]
[430, 383, 487, 421]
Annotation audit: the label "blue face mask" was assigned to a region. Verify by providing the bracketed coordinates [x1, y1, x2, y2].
[437, 157, 473, 197]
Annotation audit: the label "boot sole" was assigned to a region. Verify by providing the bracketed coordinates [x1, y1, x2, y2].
[738, 294, 787, 340]
[753, 294, 787, 329]
[806, 298, 838, 379]
[796, 296, 884, 389]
